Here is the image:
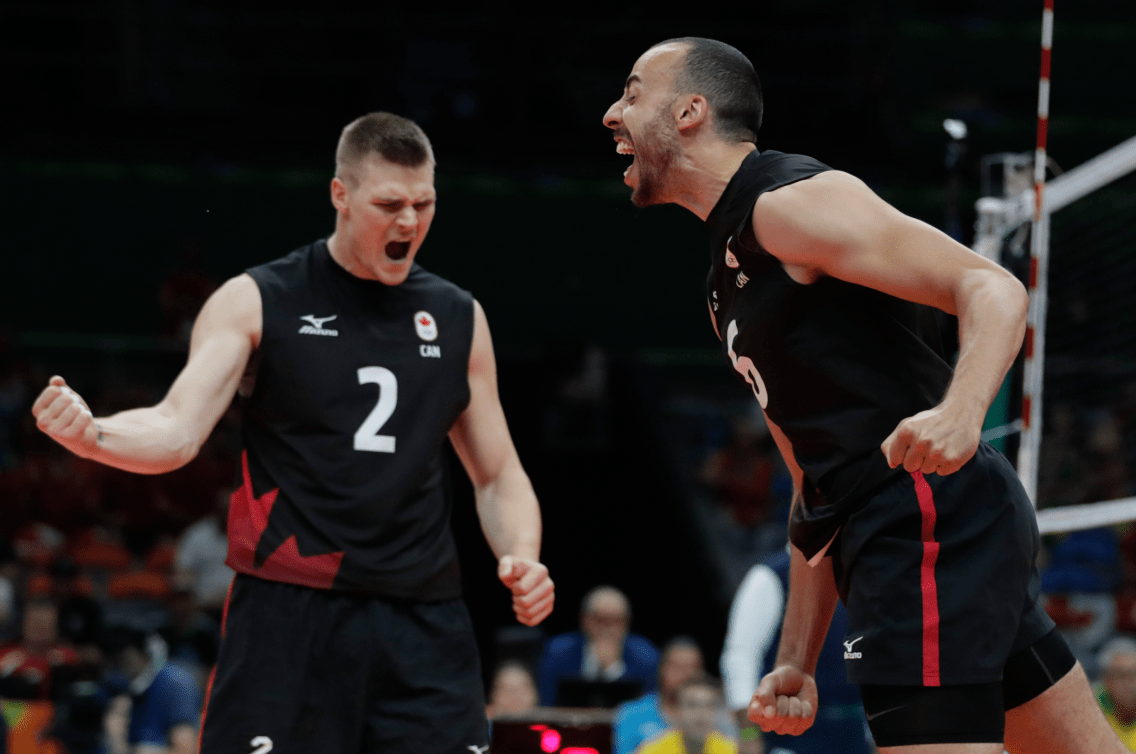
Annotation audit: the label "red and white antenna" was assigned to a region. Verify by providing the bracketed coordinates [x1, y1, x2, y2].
[1019, 0, 1054, 504]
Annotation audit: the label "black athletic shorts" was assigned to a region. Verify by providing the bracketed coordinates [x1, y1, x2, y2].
[831, 442, 1055, 687]
[199, 574, 489, 754]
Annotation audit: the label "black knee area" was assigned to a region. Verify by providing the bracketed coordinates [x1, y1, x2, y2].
[1003, 628, 1077, 710]
[860, 682, 1004, 747]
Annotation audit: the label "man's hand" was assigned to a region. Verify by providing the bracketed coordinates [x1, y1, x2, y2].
[750, 665, 818, 736]
[32, 376, 100, 458]
[880, 401, 983, 476]
[498, 555, 554, 626]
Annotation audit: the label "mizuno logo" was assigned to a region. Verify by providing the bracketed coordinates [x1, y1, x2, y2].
[298, 314, 338, 336]
[844, 636, 863, 659]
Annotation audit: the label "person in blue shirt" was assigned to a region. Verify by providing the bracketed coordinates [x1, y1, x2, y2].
[102, 626, 200, 754]
[538, 586, 659, 706]
[613, 637, 706, 754]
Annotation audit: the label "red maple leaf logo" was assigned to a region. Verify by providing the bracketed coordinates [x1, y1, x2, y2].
[419, 316, 431, 326]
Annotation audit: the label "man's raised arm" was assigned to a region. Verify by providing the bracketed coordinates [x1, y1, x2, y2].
[752, 170, 1029, 476]
[32, 274, 261, 474]
[448, 300, 554, 627]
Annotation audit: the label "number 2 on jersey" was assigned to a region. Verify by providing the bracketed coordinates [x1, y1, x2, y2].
[354, 367, 397, 453]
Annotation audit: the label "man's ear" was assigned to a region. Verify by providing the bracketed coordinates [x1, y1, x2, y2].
[330, 176, 350, 213]
[676, 94, 709, 134]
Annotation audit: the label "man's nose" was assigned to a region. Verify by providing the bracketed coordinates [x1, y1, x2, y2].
[603, 102, 621, 129]
[397, 207, 417, 227]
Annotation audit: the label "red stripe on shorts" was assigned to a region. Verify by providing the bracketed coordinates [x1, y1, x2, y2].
[199, 578, 236, 751]
[913, 470, 941, 686]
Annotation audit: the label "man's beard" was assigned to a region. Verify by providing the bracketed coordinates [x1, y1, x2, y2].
[630, 108, 681, 208]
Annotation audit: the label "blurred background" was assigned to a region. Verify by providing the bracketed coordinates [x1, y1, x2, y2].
[2, 1, 1136, 752]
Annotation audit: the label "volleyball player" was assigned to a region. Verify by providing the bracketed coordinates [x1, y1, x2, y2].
[602, 38, 1125, 754]
[32, 112, 554, 753]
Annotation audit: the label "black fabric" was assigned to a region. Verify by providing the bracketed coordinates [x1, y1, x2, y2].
[233, 240, 475, 599]
[1003, 628, 1077, 710]
[832, 443, 1054, 686]
[200, 574, 489, 754]
[860, 682, 1005, 747]
[704, 149, 954, 560]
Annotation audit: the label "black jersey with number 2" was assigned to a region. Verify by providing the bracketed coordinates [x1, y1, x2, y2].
[705, 150, 954, 561]
[226, 240, 474, 601]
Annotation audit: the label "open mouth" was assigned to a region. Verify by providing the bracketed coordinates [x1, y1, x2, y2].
[615, 137, 636, 179]
[385, 240, 411, 260]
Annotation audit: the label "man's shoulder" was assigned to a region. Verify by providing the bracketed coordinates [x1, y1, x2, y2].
[545, 631, 587, 653]
[404, 264, 473, 304]
[246, 241, 320, 284]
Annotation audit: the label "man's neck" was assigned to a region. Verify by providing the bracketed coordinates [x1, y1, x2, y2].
[680, 732, 706, 754]
[665, 141, 757, 221]
[325, 230, 373, 281]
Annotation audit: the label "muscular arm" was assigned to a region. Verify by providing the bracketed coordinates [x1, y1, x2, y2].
[32, 274, 261, 474]
[751, 413, 839, 736]
[754, 171, 1029, 474]
[449, 300, 553, 626]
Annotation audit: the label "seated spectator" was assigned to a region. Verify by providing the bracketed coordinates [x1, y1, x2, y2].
[49, 557, 103, 653]
[636, 675, 735, 754]
[174, 495, 234, 616]
[614, 638, 705, 754]
[0, 599, 78, 699]
[157, 576, 221, 691]
[538, 586, 659, 706]
[486, 661, 539, 718]
[1096, 636, 1136, 750]
[102, 626, 200, 754]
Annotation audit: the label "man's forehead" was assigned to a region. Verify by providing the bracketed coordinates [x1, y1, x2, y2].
[629, 44, 687, 87]
[357, 159, 435, 197]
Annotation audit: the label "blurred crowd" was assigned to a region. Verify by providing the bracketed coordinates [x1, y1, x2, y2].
[3, 275, 1136, 753]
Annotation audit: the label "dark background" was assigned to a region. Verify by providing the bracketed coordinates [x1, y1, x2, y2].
[2, 1, 1135, 676]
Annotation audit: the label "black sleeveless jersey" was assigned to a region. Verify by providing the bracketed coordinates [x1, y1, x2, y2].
[705, 150, 953, 560]
[226, 240, 475, 600]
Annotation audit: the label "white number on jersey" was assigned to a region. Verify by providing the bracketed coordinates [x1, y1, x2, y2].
[354, 366, 398, 453]
[726, 320, 769, 409]
[250, 737, 273, 754]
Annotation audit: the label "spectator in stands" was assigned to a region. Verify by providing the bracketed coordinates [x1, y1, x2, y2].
[50, 556, 103, 653]
[0, 599, 78, 699]
[636, 675, 735, 754]
[1096, 636, 1136, 750]
[614, 637, 705, 754]
[174, 493, 234, 616]
[102, 626, 200, 754]
[157, 575, 220, 689]
[720, 550, 870, 754]
[0, 540, 20, 643]
[700, 416, 775, 529]
[486, 661, 539, 718]
[538, 586, 659, 706]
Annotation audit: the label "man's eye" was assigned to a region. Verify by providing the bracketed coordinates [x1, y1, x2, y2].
[413, 202, 434, 211]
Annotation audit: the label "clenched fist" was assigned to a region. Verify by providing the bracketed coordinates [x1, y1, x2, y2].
[750, 665, 818, 737]
[498, 556, 554, 627]
[880, 401, 984, 476]
[31, 376, 100, 458]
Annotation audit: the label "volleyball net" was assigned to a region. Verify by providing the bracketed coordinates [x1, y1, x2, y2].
[974, 134, 1136, 534]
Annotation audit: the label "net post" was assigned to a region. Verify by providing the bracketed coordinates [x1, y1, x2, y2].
[1018, 0, 1054, 506]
